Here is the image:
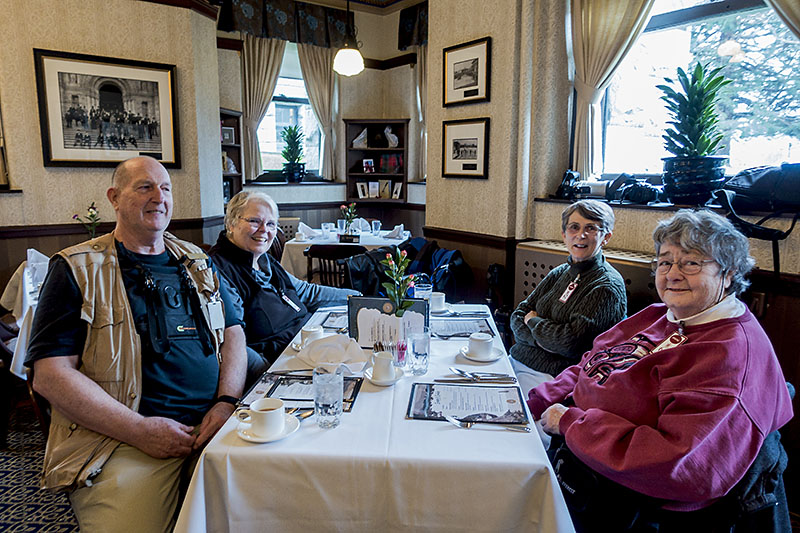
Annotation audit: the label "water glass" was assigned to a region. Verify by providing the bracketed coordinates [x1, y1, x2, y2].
[321, 222, 334, 239]
[414, 283, 433, 300]
[408, 327, 430, 376]
[371, 220, 382, 236]
[313, 364, 344, 429]
[337, 219, 346, 234]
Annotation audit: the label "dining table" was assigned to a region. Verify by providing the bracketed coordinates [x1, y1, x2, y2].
[174, 304, 574, 533]
[280, 229, 410, 280]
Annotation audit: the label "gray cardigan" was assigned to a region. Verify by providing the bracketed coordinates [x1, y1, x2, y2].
[509, 253, 626, 376]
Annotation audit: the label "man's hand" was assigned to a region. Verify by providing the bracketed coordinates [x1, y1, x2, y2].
[131, 417, 196, 458]
[193, 402, 236, 450]
[524, 310, 538, 325]
[540, 403, 568, 435]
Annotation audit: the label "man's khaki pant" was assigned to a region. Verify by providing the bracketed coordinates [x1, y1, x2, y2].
[68, 443, 198, 533]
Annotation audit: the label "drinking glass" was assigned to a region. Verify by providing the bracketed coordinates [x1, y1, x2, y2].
[314, 364, 344, 429]
[408, 327, 430, 376]
[337, 219, 346, 234]
[371, 220, 382, 236]
[414, 283, 433, 300]
[322, 222, 335, 239]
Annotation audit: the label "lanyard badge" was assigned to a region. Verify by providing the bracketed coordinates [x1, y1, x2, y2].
[559, 274, 581, 303]
[652, 332, 688, 353]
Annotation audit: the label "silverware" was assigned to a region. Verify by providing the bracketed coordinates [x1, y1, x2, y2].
[431, 332, 474, 340]
[448, 367, 511, 380]
[437, 311, 489, 318]
[434, 377, 517, 384]
[443, 415, 531, 433]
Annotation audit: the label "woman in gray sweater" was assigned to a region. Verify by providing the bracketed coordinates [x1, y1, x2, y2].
[510, 200, 627, 392]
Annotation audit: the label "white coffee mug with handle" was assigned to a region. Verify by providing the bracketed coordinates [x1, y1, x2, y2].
[237, 398, 285, 438]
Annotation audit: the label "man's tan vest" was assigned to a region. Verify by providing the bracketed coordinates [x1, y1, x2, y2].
[41, 232, 225, 491]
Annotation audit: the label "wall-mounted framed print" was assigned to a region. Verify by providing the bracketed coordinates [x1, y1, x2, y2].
[442, 117, 489, 179]
[443, 36, 491, 107]
[33, 48, 180, 167]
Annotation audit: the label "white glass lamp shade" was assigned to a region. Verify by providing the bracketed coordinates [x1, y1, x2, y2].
[333, 47, 364, 76]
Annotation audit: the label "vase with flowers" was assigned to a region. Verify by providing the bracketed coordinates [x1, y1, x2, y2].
[380, 248, 416, 318]
[73, 201, 101, 239]
[340, 202, 358, 233]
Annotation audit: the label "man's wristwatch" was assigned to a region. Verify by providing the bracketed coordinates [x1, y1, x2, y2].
[214, 395, 239, 407]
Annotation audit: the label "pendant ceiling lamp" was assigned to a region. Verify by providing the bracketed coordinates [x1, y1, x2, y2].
[333, 0, 364, 76]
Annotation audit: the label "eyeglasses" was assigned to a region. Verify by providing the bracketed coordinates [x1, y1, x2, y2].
[565, 223, 603, 236]
[239, 217, 277, 231]
[650, 258, 716, 275]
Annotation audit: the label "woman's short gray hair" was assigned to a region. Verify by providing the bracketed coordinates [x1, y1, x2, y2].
[561, 200, 616, 233]
[652, 209, 755, 296]
[224, 191, 279, 232]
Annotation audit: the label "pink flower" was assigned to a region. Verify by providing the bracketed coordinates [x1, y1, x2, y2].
[386, 253, 392, 259]
[401, 250, 407, 257]
[389, 260, 395, 267]
[340, 204, 346, 210]
[72, 214, 79, 220]
[408, 281, 415, 288]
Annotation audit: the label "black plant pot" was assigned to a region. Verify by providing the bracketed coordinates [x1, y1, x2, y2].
[283, 162, 306, 183]
[662, 156, 727, 206]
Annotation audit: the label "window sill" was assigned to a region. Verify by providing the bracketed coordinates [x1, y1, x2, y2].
[246, 179, 339, 186]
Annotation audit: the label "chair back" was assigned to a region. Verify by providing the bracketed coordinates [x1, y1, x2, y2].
[267, 227, 287, 262]
[279, 217, 301, 240]
[304, 245, 367, 287]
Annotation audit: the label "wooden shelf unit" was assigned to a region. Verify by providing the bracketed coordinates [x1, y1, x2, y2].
[220, 108, 243, 205]
[344, 118, 409, 203]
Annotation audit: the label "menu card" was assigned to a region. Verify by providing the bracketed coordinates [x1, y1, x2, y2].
[242, 371, 363, 412]
[406, 383, 529, 424]
[430, 318, 494, 337]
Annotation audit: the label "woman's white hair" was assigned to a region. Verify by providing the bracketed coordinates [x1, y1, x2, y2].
[224, 191, 279, 232]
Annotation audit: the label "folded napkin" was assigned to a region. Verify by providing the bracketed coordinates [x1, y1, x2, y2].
[352, 218, 371, 231]
[297, 222, 321, 238]
[295, 334, 367, 372]
[385, 224, 405, 239]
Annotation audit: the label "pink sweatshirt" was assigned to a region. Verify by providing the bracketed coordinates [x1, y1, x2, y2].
[528, 304, 793, 511]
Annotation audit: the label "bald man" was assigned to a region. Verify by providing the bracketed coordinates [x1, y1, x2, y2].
[26, 156, 247, 532]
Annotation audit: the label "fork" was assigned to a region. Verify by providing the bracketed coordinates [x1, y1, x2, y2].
[431, 331, 473, 340]
[443, 415, 531, 433]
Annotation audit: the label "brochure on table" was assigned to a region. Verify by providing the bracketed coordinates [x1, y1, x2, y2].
[406, 383, 529, 424]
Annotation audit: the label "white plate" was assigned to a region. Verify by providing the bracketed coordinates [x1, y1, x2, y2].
[459, 346, 503, 363]
[430, 304, 453, 315]
[365, 366, 404, 387]
[236, 414, 300, 443]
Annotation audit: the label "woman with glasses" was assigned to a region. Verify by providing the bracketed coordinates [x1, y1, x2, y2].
[510, 200, 627, 391]
[209, 191, 358, 385]
[529, 209, 792, 531]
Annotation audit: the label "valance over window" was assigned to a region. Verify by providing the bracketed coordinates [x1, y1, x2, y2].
[398, 1, 428, 51]
[218, 0, 351, 48]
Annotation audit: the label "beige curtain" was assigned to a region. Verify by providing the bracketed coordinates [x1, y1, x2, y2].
[569, 0, 654, 179]
[297, 43, 336, 181]
[414, 44, 427, 181]
[765, 0, 800, 39]
[242, 35, 285, 182]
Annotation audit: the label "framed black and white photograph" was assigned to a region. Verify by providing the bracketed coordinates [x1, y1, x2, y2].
[391, 181, 403, 199]
[442, 118, 490, 179]
[221, 126, 235, 145]
[356, 182, 368, 199]
[33, 48, 180, 167]
[443, 37, 491, 107]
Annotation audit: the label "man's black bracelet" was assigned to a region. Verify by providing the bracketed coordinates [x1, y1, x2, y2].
[214, 395, 239, 407]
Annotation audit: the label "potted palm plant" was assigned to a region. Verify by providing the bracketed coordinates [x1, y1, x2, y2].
[281, 125, 305, 182]
[657, 62, 731, 205]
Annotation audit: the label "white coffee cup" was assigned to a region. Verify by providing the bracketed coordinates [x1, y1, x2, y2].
[301, 324, 323, 346]
[237, 398, 285, 437]
[468, 332, 494, 360]
[370, 351, 396, 382]
[430, 292, 446, 312]
[295, 231, 306, 242]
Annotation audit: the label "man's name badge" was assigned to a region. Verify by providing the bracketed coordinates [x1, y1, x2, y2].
[559, 275, 580, 303]
[652, 332, 688, 353]
[207, 300, 225, 329]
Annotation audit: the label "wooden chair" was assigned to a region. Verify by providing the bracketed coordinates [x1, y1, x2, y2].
[304, 245, 367, 287]
[279, 217, 300, 240]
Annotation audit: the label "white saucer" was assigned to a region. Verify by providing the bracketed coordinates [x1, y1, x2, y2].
[430, 304, 452, 315]
[459, 346, 503, 363]
[236, 414, 300, 443]
[365, 366, 404, 386]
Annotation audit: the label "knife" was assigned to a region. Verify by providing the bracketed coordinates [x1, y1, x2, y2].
[434, 377, 517, 384]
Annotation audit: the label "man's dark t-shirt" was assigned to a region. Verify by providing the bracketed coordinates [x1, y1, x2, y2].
[26, 241, 244, 425]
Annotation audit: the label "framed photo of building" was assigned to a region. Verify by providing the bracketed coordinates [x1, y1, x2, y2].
[443, 37, 491, 107]
[442, 118, 489, 179]
[33, 48, 180, 167]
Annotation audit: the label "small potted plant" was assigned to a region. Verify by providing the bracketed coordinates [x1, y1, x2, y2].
[73, 201, 101, 239]
[338, 202, 360, 242]
[657, 62, 731, 205]
[281, 125, 305, 183]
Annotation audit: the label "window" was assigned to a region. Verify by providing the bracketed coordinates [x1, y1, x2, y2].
[257, 43, 322, 177]
[602, 0, 800, 177]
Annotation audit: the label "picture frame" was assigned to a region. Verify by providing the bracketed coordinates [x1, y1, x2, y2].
[363, 158, 375, 173]
[443, 37, 491, 107]
[391, 181, 403, 199]
[221, 126, 235, 145]
[442, 117, 490, 179]
[368, 181, 380, 198]
[356, 182, 368, 199]
[33, 48, 180, 167]
[379, 179, 392, 199]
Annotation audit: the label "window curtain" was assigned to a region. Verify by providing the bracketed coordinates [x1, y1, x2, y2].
[242, 34, 286, 182]
[569, 0, 654, 179]
[398, 1, 428, 51]
[414, 44, 427, 181]
[297, 43, 336, 181]
[765, 0, 800, 39]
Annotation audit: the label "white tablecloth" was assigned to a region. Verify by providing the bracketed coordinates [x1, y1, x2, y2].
[280, 230, 410, 280]
[175, 305, 574, 533]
